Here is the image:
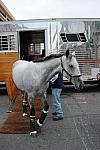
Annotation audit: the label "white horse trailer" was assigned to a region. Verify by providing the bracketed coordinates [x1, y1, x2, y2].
[0, 18, 100, 84]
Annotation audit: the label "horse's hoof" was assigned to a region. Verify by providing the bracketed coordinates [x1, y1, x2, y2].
[36, 119, 42, 133]
[7, 110, 12, 113]
[22, 113, 28, 117]
[36, 124, 42, 133]
[30, 131, 37, 137]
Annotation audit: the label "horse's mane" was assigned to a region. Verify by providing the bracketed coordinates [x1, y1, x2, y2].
[34, 54, 63, 62]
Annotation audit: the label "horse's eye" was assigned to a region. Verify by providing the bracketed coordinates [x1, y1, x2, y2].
[69, 65, 73, 68]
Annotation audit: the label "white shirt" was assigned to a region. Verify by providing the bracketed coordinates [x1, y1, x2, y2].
[50, 74, 58, 83]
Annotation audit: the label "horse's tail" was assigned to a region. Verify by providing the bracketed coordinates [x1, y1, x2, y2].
[12, 60, 29, 89]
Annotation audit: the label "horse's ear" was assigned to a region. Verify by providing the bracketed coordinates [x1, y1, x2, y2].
[66, 49, 69, 58]
[72, 51, 75, 56]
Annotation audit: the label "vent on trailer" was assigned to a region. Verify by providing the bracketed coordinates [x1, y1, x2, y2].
[60, 33, 86, 42]
[0, 34, 16, 51]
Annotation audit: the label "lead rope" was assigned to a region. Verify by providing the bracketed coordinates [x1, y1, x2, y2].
[61, 57, 64, 75]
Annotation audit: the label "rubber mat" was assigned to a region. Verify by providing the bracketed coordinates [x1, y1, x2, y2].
[0, 92, 41, 134]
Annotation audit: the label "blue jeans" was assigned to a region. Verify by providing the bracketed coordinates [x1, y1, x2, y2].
[52, 88, 63, 117]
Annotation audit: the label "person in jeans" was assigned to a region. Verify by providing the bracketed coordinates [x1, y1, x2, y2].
[49, 72, 64, 121]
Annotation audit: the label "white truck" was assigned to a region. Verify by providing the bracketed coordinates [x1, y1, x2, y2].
[0, 18, 100, 84]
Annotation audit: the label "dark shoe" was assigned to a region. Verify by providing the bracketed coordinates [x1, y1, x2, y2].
[52, 112, 57, 115]
[53, 115, 63, 121]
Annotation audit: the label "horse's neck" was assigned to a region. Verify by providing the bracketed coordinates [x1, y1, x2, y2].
[42, 57, 61, 80]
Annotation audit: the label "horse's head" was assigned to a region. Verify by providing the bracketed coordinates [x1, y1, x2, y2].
[62, 50, 84, 90]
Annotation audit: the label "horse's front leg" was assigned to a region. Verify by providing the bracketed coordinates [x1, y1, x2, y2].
[37, 92, 49, 129]
[29, 97, 37, 136]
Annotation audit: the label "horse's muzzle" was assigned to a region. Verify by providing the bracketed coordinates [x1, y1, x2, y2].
[75, 80, 84, 90]
[79, 81, 84, 90]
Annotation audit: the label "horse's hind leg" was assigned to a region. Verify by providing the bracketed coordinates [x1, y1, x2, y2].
[22, 92, 28, 116]
[29, 97, 37, 136]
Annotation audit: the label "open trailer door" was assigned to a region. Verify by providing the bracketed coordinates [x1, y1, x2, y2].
[19, 30, 45, 61]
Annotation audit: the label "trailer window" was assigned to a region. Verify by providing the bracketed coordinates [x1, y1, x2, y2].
[60, 33, 86, 42]
[29, 43, 44, 55]
[0, 35, 16, 51]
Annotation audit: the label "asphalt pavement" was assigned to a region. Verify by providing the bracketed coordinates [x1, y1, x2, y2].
[0, 85, 100, 150]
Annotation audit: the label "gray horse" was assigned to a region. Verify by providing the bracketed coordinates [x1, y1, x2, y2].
[12, 50, 84, 136]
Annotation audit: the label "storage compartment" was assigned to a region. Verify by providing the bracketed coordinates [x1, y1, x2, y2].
[0, 52, 18, 101]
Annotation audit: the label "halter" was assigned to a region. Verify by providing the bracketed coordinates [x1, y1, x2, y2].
[61, 57, 82, 81]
